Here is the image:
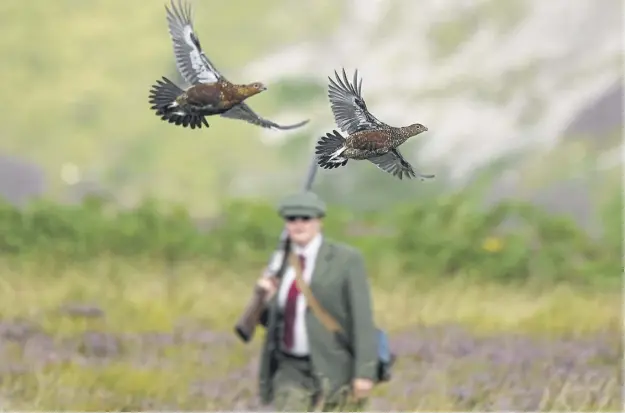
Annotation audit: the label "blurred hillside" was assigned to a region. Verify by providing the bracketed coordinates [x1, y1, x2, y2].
[0, 0, 338, 214]
[0, 0, 622, 223]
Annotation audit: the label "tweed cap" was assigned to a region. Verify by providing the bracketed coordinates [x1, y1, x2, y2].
[277, 191, 326, 218]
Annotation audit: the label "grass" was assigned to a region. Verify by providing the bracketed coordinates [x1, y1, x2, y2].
[0, 256, 620, 410]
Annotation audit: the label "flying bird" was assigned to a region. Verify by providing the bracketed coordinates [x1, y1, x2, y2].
[148, 0, 309, 131]
[315, 69, 435, 180]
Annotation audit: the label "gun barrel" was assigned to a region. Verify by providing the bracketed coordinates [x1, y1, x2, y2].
[233, 151, 319, 343]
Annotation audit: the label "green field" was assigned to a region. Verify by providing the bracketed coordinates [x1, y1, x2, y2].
[0, 192, 620, 410]
[0, 257, 620, 410]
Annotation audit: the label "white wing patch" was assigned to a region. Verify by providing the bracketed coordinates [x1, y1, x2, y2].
[183, 26, 218, 84]
[165, 0, 223, 86]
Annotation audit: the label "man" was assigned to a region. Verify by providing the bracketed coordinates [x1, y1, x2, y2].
[256, 191, 378, 411]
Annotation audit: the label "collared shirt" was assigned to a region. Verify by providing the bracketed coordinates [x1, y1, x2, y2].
[275, 233, 323, 356]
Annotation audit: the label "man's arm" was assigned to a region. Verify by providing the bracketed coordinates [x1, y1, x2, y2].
[345, 251, 378, 381]
[257, 277, 279, 328]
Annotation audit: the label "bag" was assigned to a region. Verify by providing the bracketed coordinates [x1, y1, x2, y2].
[288, 253, 395, 383]
[376, 328, 394, 382]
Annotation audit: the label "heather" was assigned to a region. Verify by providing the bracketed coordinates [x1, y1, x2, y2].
[0, 190, 620, 411]
[1, 0, 620, 409]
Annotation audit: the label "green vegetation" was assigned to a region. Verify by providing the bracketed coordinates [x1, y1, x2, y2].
[0, 173, 619, 287]
[0, 178, 620, 409]
[0, 1, 620, 409]
[0, 257, 618, 410]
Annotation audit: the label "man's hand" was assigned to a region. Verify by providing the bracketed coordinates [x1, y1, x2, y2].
[351, 378, 373, 400]
[256, 275, 278, 303]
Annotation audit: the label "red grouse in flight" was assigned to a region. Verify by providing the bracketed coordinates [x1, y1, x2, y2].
[315, 69, 435, 180]
[148, 0, 309, 130]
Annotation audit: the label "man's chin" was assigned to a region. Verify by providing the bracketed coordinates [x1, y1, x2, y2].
[291, 235, 311, 245]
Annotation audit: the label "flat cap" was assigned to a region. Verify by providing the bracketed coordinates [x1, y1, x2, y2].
[277, 191, 326, 218]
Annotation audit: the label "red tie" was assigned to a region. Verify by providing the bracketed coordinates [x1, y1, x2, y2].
[283, 254, 306, 350]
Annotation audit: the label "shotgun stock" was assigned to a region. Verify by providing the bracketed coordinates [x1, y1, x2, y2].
[233, 155, 319, 343]
[234, 236, 291, 342]
[233, 286, 268, 343]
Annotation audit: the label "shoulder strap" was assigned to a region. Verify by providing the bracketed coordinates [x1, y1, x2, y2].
[289, 252, 344, 335]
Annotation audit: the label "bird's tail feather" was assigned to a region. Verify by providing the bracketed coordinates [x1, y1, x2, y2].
[148, 76, 209, 129]
[315, 130, 348, 170]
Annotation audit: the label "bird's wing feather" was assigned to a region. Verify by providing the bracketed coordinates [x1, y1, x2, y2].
[367, 148, 435, 181]
[327, 68, 389, 135]
[165, 0, 224, 85]
[220, 103, 310, 130]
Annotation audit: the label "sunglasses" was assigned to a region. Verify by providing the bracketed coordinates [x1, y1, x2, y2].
[285, 215, 314, 222]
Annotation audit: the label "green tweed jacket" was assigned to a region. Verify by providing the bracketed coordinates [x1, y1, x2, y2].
[257, 237, 378, 405]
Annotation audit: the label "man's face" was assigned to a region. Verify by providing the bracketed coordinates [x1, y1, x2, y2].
[285, 215, 322, 246]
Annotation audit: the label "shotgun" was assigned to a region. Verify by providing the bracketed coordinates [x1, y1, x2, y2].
[233, 155, 319, 343]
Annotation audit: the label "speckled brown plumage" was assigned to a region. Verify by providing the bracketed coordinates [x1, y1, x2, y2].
[148, 0, 309, 131]
[315, 69, 435, 181]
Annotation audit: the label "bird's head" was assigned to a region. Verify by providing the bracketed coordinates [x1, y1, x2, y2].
[239, 82, 267, 98]
[406, 123, 428, 136]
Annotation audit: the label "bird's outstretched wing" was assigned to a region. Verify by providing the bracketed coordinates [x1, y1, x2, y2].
[367, 148, 435, 181]
[165, 0, 224, 85]
[327, 68, 389, 135]
[220, 103, 310, 130]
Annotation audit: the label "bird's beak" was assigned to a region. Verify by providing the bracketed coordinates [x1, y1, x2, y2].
[423, 126, 428, 131]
